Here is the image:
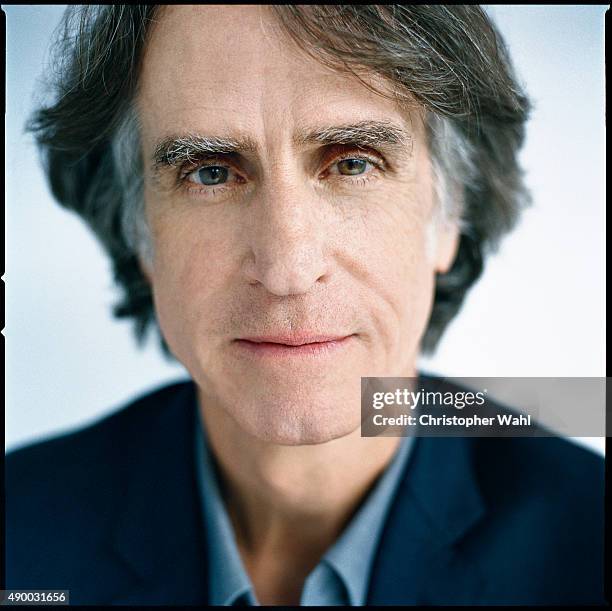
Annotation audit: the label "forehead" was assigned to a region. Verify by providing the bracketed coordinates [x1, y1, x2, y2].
[138, 5, 418, 144]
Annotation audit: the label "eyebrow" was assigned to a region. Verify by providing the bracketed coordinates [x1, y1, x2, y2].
[151, 120, 412, 175]
[293, 120, 412, 150]
[152, 134, 258, 171]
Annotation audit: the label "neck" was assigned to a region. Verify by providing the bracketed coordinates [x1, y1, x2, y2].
[198, 390, 402, 564]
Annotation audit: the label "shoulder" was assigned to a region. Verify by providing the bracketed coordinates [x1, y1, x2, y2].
[418, 373, 605, 503]
[5, 379, 194, 517]
[413, 374, 605, 602]
[470, 434, 604, 518]
[5, 379, 199, 595]
[7, 380, 192, 467]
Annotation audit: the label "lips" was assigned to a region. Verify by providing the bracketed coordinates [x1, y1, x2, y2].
[233, 333, 355, 358]
[238, 334, 350, 346]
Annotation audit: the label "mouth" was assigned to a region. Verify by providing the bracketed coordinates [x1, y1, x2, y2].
[233, 334, 355, 358]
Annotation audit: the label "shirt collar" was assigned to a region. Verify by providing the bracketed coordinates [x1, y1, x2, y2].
[321, 434, 414, 605]
[194, 414, 256, 606]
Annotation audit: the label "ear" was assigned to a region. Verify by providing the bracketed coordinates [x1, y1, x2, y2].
[434, 221, 460, 274]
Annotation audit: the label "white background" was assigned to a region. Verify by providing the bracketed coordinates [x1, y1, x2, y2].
[5, 6, 606, 454]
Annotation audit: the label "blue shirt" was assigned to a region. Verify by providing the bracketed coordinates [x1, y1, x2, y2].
[194, 410, 415, 606]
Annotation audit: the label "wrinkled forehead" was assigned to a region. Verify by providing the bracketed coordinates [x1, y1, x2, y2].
[137, 5, 423, 148]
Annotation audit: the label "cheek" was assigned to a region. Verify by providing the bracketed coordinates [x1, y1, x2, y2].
[147, 205, 238, 363]
[369, 218, 436, 342]
[344, 178, 437, 370]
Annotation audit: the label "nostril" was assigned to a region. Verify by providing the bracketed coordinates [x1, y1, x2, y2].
[243, 245, 328, 297]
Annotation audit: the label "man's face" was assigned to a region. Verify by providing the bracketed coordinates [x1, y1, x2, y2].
[137, 6, 458, 445]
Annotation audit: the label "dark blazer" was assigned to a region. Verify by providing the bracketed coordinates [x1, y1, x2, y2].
[5, 380, 607, 605]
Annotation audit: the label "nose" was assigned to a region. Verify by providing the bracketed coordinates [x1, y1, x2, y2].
[242, 179, 329, 296]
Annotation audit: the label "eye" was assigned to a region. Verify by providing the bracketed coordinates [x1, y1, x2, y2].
[324, 153, 382, 182]
[187, 165, 230, 186]
[336, 158, 368, 176]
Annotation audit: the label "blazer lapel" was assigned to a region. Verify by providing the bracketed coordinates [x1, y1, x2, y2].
[367, 435, 488, 605]
[108, 382, 208, 605]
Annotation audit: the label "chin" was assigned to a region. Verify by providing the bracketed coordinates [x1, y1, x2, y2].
[233, 395, 360, 446]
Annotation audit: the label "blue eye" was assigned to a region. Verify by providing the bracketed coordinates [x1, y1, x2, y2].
[337, 158, 368, 176]
[192, 166, 229, 185]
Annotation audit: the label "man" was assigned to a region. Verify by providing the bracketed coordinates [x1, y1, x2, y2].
[6, 5, 605, 606]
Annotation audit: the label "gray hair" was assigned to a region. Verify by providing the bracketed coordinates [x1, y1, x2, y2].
[28, 5, 530, 355]
[112, 105, 150, 262]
